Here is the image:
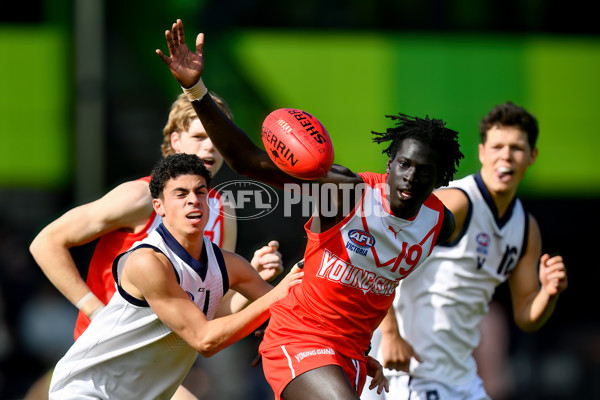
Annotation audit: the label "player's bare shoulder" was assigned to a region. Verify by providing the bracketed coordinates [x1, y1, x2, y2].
[126, 247, 171, 275]
[121, 247, 174, 299]
[434, 188, 469, 222]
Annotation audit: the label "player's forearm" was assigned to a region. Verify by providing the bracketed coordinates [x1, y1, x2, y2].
[29, 237, 103, 316]
[191, 95, 263, 174]
[213, 290, 251, 317]
[379, 305, 401, 337]
[191, 94, 289, 187]
[193, 292, 273, 357]
[516, 290, 559, 332]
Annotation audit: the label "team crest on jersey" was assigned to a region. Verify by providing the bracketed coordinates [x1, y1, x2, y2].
[346, 229, 376, 256]
[348, 229, 375, 247]
[476, 232, 490, 255]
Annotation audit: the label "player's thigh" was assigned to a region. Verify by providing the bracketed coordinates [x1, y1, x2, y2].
[282, 365, 360, 400]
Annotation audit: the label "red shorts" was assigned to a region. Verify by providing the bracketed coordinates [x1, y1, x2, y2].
[260, 342, 367, 399]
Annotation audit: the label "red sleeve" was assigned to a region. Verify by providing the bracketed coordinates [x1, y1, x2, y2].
[357, 171, 386, 186]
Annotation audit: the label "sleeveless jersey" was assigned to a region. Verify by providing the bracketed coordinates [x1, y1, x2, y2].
[74, 177, 225, 339]
[50, 224, 228, 400]
[260, 172, 445, 361]
[389, 172, 528, 385]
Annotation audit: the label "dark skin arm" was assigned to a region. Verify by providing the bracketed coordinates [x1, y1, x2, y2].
[157, 20, 456, 238]
[157, 19, 363, 233]
[436, 206, 456, 245]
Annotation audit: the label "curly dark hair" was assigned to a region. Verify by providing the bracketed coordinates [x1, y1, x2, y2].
[149, 153, 212, 199]
[372, 113, 463, 187]
[479, 102, 539, 149]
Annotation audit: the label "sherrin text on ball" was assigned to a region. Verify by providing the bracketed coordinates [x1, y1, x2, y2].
[261, 108, 334, 180]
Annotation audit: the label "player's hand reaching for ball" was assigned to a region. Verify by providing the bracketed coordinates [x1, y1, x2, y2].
[156, 19, 204, 89]
[538, 253, 568, 297]
[251, 240, 284, 282]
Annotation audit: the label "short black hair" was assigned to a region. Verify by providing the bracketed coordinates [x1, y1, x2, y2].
[479, 102, 539, 149]
[149, 153, 212, 199]
[372, 113, 463, 187]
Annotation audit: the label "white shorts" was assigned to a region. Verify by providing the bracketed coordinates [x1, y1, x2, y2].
[361, 374, 409, 400]
[362, 374, 490, 400]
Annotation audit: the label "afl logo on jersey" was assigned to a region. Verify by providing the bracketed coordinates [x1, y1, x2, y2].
[476, 232, 490, 255]
[348, 229, 376, 248]
[346, 229, 375, 256]
[186, 291, 195, 301]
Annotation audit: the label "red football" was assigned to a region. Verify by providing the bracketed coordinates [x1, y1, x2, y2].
[261, 108, 334, 180]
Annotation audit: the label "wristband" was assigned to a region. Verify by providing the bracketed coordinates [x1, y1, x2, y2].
[89, 305, 105, 321]
[182, 79, 208, 102]
[75, 291, 95, 310]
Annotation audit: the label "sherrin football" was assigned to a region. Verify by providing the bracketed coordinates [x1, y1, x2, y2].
[261, 108, 334, 180]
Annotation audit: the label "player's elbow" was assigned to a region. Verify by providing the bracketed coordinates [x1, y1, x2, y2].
[191, 332, 226, 358]
[29, 230, 59, 259]
[29, 233, 47, 260]
[195, 340, 222, 358]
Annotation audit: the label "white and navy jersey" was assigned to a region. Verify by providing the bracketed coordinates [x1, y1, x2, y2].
[381, 172, 529, 385]
[49, 224, 229, 400]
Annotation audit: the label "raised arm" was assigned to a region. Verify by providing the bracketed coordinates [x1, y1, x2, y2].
[29, 179, 153, 318]
[156, 20, 285, 186]
[507, 214, 568, 332]
[156, 20, 363, 189]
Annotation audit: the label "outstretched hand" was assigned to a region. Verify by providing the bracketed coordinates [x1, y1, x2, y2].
[156, 19, 204, 89]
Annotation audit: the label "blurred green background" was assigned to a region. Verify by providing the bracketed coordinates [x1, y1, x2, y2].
[3, 28, 600, 196]
[1, 1, 598, 399]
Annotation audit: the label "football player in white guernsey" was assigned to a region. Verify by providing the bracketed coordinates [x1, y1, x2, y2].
[363, 102, 568, 400]
[29, 92, 283, 400]
[49, 153, 303, 400]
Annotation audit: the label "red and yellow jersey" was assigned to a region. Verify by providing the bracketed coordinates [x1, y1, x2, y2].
[74, 176, 225, 340]
[260, 172, 445, 360]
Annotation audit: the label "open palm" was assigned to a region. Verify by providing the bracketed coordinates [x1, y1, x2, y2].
[156, 19, 205, 89]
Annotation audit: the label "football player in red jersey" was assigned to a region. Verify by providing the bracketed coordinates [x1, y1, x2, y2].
[157, 19, 464, 400]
